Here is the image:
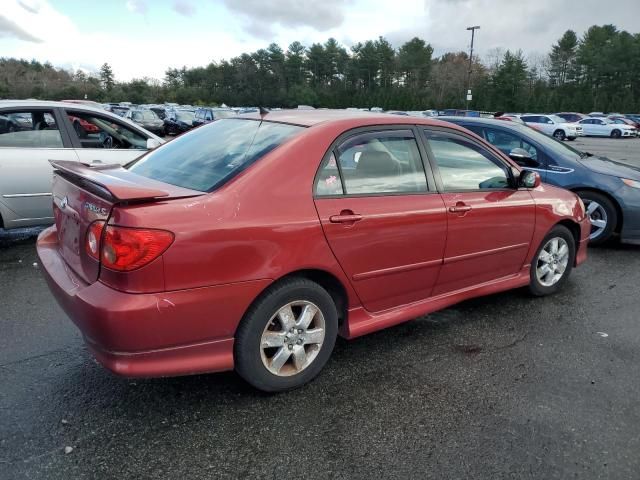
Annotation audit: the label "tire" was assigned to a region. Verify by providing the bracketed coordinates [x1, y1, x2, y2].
[8, 123, 15, 133]
[553, 130, 566, 141]
[611, 129, 621, 138]
[529, 225, 576, 297]
[235, 278, 338, 392]
[577, 191, 617, 245]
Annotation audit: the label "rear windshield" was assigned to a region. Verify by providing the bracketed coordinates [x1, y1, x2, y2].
[128, 119, 304, 191]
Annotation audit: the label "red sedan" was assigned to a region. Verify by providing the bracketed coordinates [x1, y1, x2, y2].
[37, 111, 590, 392]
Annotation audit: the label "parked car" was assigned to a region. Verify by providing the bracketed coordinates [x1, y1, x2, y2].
[164, 109, 196, 135]
[149, 106, 169, 120]
[609, 115, 640, 130]
[0, 100, 164, 230]
[0, 112, 32, 132]
[124, 109, 166, 136]
[36, 110, 589, 392]
[407, 110, 438, 118]
[555, 112, 588, 123]
[578, 117, 636, 138]
[588, 112, 607, 118]
[520, 114, 583, 141]
[192, 107, 236, 127]
[443, 116, 640, 245]
[609, 118, 639, 136]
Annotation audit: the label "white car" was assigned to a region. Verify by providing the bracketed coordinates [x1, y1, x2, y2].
[578, 117, 636, 138]
[0, 100, 164, 230]
[520, 114, 584, 141]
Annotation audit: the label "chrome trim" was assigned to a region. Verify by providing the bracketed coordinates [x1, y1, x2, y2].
[2, 192, 52, 198]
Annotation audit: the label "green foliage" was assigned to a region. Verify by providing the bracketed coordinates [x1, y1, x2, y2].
[1, 25, 639, 113]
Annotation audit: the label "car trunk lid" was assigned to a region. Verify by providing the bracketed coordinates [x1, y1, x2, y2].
[50, 160, 203, 283]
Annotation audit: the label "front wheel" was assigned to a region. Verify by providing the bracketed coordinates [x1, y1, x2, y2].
[529, 225, 576, 296]
[235, 278, 338, 392]
[553, 130, 566, 141]
[611, 129, 622, 138]
[577, 191, 617, 245]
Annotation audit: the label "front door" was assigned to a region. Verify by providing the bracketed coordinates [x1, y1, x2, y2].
[61, 108, 151, 166]
[421, 128, 536, 296]
[314, 128, 447, 312]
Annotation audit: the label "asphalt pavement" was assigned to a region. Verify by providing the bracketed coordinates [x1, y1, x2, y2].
[1, 136, 640, 479]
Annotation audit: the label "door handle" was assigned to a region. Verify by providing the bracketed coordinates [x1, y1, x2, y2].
[448, 202, 472, 214]
[330, 210, 363, 224]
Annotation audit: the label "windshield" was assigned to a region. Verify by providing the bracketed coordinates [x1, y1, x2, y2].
[175, 111, 194, 122]
[213, 109, 236, 119]
[128, 119, 304, 191]
[509, 123, 585, 160]
[134, 111, 158, 121]
[548, 115, 565, 123]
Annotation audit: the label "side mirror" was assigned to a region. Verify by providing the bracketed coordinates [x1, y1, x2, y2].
[509, 148, 539, 168]
[518, 170, 541, 189]
[146, 138, 161, 150]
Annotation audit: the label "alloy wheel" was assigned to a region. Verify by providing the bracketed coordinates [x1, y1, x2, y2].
[584, 200, 608, 240]
[536, 237, 570, 287]
[260, 301, 325, 377]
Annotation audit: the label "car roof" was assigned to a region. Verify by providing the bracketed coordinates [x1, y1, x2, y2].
[0, 99, 109, 115]
[438, 116, 527, 129]
[237, 109, 457, 128]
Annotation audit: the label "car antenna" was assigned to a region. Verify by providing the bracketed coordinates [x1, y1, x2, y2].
[259, 106, 269, 116]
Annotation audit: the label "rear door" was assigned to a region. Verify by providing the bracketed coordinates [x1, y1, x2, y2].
[421, 128, 535, 296]
[314, 128, 447, 313]
[0, 107, 77, 227]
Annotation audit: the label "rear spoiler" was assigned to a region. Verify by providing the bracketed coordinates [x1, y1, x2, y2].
[49, 160, 203, 202]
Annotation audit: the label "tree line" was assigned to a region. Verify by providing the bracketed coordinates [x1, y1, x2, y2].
[1, 24, 639, 113]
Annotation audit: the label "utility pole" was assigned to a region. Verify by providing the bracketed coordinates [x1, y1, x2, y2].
[466, 25, 480, 110]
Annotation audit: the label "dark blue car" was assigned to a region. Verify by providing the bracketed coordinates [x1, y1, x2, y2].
[442, 117, 640, 245]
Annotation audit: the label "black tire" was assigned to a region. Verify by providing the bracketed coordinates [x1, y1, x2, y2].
[553, 129, 566, 141]
[611, 129, 622, 138]
[576, 191, 618, 245]
[235, 278, 338, 392]
[529, 225, 576, 297]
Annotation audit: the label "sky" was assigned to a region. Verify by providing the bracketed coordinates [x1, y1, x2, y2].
[1, 0, 640, 81]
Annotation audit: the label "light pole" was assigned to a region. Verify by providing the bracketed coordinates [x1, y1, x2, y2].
[466, 25, 480, 110]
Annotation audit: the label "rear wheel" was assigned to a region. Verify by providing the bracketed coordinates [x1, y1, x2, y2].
[553, 130, 566, 141]
[529, 225, 575, 296]
[235, 278, 338, 392]
[577, 191, 617, 245]
[611, 129, 622, 138]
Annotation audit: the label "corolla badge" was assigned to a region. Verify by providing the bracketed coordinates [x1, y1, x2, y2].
[84, 201, 108, 216]
[59, 196, 68, 210]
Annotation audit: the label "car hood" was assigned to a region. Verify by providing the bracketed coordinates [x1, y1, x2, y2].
[579, 156, 640, 181]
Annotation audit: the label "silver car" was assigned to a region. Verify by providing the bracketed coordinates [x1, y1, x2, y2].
[0, 100, 164, 229]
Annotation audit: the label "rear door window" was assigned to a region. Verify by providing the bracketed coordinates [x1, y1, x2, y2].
[128, 119, 304, 191]
[315, 130, 428, 196]
[0, 110, 63, 148]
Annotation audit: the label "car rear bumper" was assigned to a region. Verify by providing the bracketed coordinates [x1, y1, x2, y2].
[36, 226, 271, 378]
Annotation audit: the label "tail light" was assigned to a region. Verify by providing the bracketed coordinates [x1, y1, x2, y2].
[85, 221, 174, 271]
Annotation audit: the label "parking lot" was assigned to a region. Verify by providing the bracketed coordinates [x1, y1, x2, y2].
[1, 136, 640, 479]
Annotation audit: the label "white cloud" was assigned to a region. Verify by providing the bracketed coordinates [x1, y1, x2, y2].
[125, 0, 147, 15]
